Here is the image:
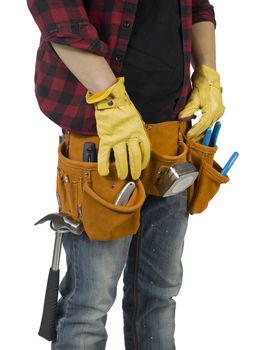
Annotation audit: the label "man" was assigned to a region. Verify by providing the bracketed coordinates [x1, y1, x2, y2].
[27, 0, 225, 349]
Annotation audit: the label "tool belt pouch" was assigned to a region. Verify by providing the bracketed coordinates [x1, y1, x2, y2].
[185, 136, 230, 214]
[56, 133, 146, 241]
[140, 121, 189, 196]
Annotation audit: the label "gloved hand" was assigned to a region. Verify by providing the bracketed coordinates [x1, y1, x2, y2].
[85, 76, 151, 180]
[178, 64, 225, 141]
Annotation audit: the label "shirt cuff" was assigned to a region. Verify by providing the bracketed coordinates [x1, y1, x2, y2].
[42, 21, 110, 57]
[192, 6, 217, 28]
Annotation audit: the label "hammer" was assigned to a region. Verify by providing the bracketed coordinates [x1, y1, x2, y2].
[35, 213, 83, 341]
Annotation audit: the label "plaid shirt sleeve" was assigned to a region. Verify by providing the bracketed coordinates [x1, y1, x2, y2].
[26, 0, 109, 56]
[192, 0, 216, 27]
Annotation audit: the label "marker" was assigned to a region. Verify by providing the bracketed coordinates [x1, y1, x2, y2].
[209, 121, 221, 147]
[220, 152, 239, 176]
[202, 127, 212, 146]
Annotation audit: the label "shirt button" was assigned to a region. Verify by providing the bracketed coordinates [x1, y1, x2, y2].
[122, 21, 130, 28]
[114, 54, 123, 62]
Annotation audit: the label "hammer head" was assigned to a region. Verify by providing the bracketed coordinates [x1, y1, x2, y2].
[34, 213, 84, 236]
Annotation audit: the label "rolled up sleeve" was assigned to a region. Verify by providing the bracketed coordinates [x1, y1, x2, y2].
[26, 0, 109, 56]
[192, 0, 216, 28]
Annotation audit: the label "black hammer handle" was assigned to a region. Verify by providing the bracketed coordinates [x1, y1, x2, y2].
[38, 230, 63, 341]
[38, 268, 60, 341]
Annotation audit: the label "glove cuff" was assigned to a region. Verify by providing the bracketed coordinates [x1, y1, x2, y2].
[192, 64, 222, 91]
[85, 76, 125, 104]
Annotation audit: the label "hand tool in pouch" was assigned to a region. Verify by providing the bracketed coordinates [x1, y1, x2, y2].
[34, 213, 84, 341]
[220, 152, 239, 176]
[83, 142, 97, 162]
[209, 121, 221, 147]
[202, 127, 212, 146]
[115, 181, 136, 205]
[155, 162, 199, 197]
[201, 121, 221, 147]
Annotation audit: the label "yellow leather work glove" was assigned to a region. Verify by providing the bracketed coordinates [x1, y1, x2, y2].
[178, 65, 225, 141]
[85, 76, 151, 180]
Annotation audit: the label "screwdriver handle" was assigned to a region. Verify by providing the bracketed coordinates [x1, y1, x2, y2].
[220, 152, 239, 176]
[202, 127, 212, 146]
[209, 121, 221, 147]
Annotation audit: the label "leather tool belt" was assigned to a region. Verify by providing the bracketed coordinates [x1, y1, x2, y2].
[56, 121, 229, 241]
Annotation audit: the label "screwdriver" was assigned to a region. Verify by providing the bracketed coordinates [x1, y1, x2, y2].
[202, 127, 212, 146]
[209, 121, 222, 147]
[220, 152, 239, 176]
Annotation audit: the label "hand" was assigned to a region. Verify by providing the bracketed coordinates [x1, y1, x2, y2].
[178, 65, 225, 141]
[85, 77, 151, 180]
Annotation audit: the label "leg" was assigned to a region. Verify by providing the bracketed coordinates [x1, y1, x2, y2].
[122, 190, 189, 350]
[51, 230, 132, 350]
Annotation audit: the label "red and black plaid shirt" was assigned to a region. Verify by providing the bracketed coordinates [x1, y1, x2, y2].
[27, 0, 216, 136]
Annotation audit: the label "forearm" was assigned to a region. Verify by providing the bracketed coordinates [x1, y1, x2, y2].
[50, 42, 117, 93]
[191, 21, 216, 70]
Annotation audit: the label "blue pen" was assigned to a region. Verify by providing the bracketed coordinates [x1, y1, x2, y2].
[220, 152, 239, 176]
[209, 121, 221, 147]
[202, 127, 212, 146]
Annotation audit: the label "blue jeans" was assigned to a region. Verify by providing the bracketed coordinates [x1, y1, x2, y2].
[51, 190, 189, 350]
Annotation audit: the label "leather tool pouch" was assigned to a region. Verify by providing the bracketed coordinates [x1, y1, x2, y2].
[185, 136, 229, 214]
[56, 132, 146, 241]
[140, 121, 189, 196]
[139, 120, 230, 214]
[56, 120, 230, 242]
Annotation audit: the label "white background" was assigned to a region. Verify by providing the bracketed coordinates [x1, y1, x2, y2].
[1, 1, 261, 349]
